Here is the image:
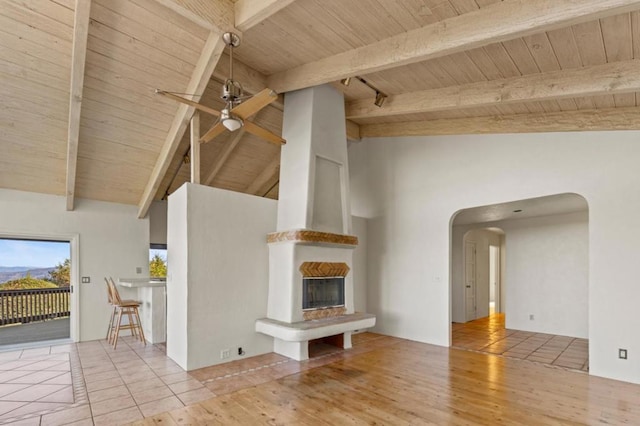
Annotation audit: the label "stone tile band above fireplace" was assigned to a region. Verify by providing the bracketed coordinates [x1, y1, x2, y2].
[267, 229, 358, 246]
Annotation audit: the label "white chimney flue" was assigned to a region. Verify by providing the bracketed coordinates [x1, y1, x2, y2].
[276, 84, 352, 235]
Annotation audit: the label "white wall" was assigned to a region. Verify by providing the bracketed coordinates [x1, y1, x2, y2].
[353, 216, 368, 314]
[504, 212, 588, 338]
[149, 200, 168, 246]
[166, 186, 189, 366]
[349, 130, 640, 384]
[0, 189, 149, 341]
[167, 184, 277, 370]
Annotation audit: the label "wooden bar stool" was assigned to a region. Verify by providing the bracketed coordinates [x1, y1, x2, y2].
[105, 278, 117, 341]
[105, 277, 146, 349]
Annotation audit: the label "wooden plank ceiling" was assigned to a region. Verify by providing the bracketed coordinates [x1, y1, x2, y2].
[2, 0, 640, 211]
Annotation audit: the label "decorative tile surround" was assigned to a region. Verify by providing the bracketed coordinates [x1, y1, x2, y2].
[303, 307, 347, 320]
[299, 262, 350, 277]
[267, 230, 358, 246]
[299, 262, 350, 320]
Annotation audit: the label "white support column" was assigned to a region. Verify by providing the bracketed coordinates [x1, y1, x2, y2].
[190, 112, 200, 184]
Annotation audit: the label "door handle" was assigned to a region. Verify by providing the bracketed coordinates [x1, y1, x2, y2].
[466, 285, 471, 288]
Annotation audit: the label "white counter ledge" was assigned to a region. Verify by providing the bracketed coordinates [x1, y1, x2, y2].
[118, 278, 166, 288]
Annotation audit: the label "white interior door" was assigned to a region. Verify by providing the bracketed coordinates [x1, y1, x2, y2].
[465, 241, 477, 321]
[490, 245, 500, 314]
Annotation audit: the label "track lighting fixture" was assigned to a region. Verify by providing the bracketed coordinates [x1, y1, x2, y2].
[374, 91, 387, 107]
[346, 76, 387, 108]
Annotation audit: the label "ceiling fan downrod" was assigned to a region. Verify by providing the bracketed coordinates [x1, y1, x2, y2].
[222, 32, 243, 105]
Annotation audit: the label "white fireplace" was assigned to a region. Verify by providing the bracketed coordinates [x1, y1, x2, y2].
[255, 84, 375, 361]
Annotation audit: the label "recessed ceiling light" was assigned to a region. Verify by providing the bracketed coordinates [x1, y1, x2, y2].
[513, 209, 523, 213]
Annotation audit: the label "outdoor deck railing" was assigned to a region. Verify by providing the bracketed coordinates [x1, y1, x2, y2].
[0, 287, 71, 325]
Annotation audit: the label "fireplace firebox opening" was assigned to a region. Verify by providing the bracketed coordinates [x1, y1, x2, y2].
[302, 277, 345, 310]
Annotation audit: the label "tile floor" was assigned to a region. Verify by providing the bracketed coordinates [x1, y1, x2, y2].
[0, 333, 402, 425]
[452, 313, 589, 371]
[0, 344, 83, 424]
[0, 336, 215, 425]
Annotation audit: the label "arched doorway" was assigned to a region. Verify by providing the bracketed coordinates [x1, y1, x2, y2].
[450, 193, 589, 371]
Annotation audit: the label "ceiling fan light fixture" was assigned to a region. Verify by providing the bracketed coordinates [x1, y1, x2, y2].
[221, 108, 243, 131]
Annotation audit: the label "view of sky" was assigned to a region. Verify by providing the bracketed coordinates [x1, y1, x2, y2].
[150, 248, 167, 261]
[0, 239, 70, 268]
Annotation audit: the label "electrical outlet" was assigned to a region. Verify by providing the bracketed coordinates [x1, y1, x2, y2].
[81, 277, 90, 283]
[529, 314, 534, 320]
[136, 267, 142, 274]
[220, 349, 230, 359]
[619, 348, 628, 360]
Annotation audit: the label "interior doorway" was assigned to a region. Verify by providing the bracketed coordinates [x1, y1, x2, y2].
[462, 228, 503, 322]
[489, 244, 500, 314]
[464, 240, 477, 321]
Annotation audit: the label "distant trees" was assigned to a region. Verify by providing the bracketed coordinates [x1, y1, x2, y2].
[47, 259, 70, 287]
[0, 276, 58, 290]
[0, 259, 71, 290]
[150, 254, 167, 278]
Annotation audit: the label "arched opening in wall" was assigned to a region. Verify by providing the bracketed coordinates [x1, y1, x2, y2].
[449, 193, 589, 372]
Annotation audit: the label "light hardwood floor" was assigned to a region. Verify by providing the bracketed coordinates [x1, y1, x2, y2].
[132, 333, 640, 425]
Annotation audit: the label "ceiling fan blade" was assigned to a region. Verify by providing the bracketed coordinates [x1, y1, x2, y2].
[231, 88, 278, 120]
[244, 121, 286, 146]
[200, 121, 227, 144]
[155, 90, 220, 117]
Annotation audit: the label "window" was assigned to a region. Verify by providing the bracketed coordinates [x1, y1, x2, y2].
[149, 244, 167, 278]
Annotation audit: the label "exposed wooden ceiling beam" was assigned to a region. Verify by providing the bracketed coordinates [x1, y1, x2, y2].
[138, 31, 226, 218]
[267, 0, 640, 93]
[347, 60, 640, 119]
[65, 0, 92, 211]
[154, 0, 236, 33]
[246, 153, 280, 196]
[360, 107, 640, 138]
[346, 120, 360, 141]
[203, 129, 246, 186]
[235, 0, 298, 32]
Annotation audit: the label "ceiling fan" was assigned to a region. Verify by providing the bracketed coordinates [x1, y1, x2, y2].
[156, 32, 285, 146]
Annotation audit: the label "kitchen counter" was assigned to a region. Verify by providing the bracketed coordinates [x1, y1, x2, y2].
[117, 277, 166, 344]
